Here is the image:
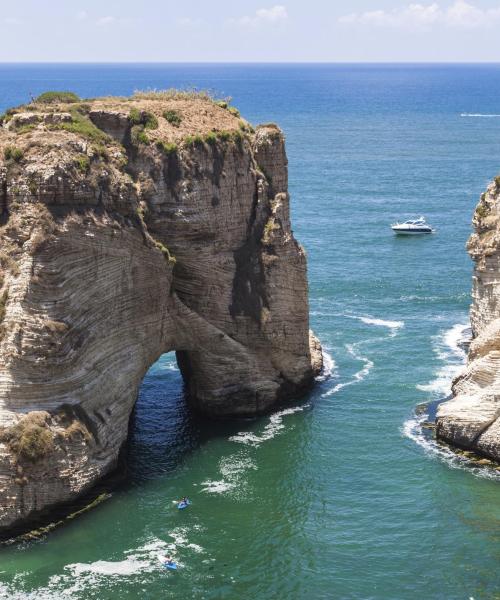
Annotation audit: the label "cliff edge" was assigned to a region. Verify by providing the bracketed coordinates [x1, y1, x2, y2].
[0, 91, 322, 535]
[436, 178, 500, 462]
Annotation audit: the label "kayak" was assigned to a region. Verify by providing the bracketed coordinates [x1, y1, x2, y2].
[177, 500, 190, 510]
[158, 555, 177, 570]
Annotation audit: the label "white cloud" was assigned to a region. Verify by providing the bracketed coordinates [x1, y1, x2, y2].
[3, 17, 22, 26]
[176, 17, 204, 28]
[76, 11, 88, 21]
[255, 5, 288, 22]
[339, 1, 500, 30]
[96, 16, 115, 27]
[229, 5, 288, 27]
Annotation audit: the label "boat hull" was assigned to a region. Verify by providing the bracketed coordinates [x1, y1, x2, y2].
[392, 228, 433, 235]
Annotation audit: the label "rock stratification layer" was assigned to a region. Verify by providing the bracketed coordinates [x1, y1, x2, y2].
[0, 92, 322, 535]
[436, 179, 500, 461]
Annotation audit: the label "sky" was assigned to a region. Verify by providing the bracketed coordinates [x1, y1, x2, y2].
[1, 0, 500, 62]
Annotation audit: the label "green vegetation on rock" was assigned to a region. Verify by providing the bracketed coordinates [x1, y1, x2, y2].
[52, 109, 110, 144]
[154, 240, 176, 265]
[35, 91, 80, 104]
[75, 154, 90, 173]
[1, 413, 55, 463]
[163, 110, 182, 126]
[3, 146, 24, 162]
[131, 125, 149, 145]
[129, 108, 158, 129]
[156, 141, 178, 155]
[0, 289, 8, 323]
[476, 204, 490, 219]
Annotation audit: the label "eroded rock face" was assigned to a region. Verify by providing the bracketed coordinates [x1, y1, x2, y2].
[436, 181, 500, 461]
[0, 94, 322, 535]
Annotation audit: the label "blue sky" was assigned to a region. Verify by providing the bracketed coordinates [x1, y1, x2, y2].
[1, 1, 500, 62]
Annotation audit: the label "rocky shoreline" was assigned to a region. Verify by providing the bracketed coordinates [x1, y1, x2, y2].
[434, 179, 500, 464]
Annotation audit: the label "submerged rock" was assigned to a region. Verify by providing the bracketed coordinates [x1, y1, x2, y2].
[0, 91, 322, 536]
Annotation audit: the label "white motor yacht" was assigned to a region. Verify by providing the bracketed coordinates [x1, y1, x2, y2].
[391, 216, 434, 235]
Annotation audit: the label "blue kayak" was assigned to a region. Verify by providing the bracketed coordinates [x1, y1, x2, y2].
[177, 500, 190, 510]
[164, 561, 177, 571]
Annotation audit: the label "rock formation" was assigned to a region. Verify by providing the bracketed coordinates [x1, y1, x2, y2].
[0, 91, 322, 536]
[436, 179, 500, 462]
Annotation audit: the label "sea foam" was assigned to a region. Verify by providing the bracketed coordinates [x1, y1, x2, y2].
[403, 322, 499, 480]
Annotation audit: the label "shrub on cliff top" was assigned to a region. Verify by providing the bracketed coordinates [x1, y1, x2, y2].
[129, 109, 158, 130]
[52, 110, 110, 144]
[204, 131, 218, 146]
[35, 91, 80, 104]
[184, 134, 204, 148]
[163, 110, 182, 127]
[133, 88, 221, 102]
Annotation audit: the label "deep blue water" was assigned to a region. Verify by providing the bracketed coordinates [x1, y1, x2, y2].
[0, 64, 499, 599]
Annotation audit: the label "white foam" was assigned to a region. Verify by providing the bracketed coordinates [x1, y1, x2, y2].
[416, 322, 469, 397]
[356, 316, 404, 332]
[200, 479, 236, 494]
[229, 406, 306, 447]
[201, 453, 256, 495]
[323, 343, 374, 397]
[402, 411, 500, 482]
[68, 558, 150, 577]
[404, 321, 499, 480]
[461, 113, 500, 118]
[315, 348, 336, 382]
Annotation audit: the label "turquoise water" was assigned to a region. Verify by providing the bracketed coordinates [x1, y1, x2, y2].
[0, 64, 500, 599]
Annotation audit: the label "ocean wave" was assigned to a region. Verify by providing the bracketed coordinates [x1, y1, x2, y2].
[461, 113, 500, 118]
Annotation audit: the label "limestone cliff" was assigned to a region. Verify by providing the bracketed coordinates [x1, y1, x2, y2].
[0, 91, 322, 536]
[436, 178, 500, 461]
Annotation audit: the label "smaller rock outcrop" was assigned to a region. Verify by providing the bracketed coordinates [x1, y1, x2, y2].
[436, 180, 500, 462]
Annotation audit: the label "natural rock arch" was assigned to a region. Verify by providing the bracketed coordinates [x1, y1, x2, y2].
[0, 94, 322, 535]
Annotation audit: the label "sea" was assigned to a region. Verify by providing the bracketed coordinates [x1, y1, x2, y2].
[0, 63, 499, 599]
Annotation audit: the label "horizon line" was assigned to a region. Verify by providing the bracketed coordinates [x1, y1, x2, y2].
[1, 60, 500, 65]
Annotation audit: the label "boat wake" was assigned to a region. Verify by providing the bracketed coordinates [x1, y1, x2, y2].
[0, 533, 205, 599]
[461, 112, 500, 118]
[403, 322, 499, 480]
